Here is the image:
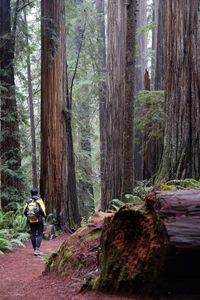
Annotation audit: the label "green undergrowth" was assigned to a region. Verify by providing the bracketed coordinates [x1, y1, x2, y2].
[110, 181, 153, 211]
[0, 204, 29, 254]
[111, 179, 200, 211]
[162, 178, 200, 190]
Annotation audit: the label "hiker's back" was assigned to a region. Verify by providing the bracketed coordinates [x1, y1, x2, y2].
[26, 198, 40, 223]
[24, 195, 46, 223]
[24, 189, 46, 256]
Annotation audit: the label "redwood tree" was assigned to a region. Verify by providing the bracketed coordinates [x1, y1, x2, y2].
[40, 0, 80, 230]
[139, 0, 165, 181]
[23, 4, 38, 189]
[151, 0, 159, 88]
[154, 0, 166, 90]
[134, 0, 147, 181]
[102, 0, 136, 210]
[156, 0, 200, 182]
[96, 0, 107, 210]
[135, 0, 147, 92]
[74, 0, 95, 218]
[0, 0, 22, 208]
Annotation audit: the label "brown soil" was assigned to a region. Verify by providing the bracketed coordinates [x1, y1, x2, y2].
[0, 233, 198, 300]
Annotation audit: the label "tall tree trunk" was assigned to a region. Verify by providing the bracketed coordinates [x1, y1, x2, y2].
[143, 0, 166, 181]
[122, 0, 136, 195]
[134, 0, 147, 181]
[73, 0, 95, 218]
[141, 1, 165, 181]
[40, 0, 80, 230]
[154, 0, 166, 90]
[23, 4, 38, 189]
[151, 0, 159, 88]
[65, 78, 81, 229]
[135, 0, 147, 92]
[96, 0, 107, 210]
[0, 0, 22, 208]
[77, 98, 95, 218]
[102, 0, 136, 210]
[156, 0, 200, 182]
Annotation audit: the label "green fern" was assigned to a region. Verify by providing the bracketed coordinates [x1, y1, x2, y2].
[0, 229, 12, 239]
[1, 211, 15, 229]
[13, 215, 27, 232]
[0, 238, 12, 252]
[124, 194, 141, 203]
[0, 208, 29, 253]
[110, 198, 125, 211]
[132, 181, 153, 199]
[10, 239, 25, 247]
[16, 232, 30, 242]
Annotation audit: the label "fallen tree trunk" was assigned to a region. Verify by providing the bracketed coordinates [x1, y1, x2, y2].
[46, 212, 113, 279]
[97, 189, 200, 295]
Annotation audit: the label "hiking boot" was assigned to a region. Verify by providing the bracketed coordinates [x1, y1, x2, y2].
[34, 248, 40, 256]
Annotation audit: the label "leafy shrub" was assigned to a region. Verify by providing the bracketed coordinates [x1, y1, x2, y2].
[110, 199, 125, 211]
[0, 238, 13, 252]
[132, 181, 153, 199]
[110, 181, 154, 211]
[0, 205, 29, 254]
[124, 194, 141, 203]
[166, 179, 200, 190]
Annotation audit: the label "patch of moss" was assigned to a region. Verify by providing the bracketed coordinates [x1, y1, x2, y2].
[155, 211, 164, 236]
[98, 250, 122, 289]
[166, 178, 200, 189]
[118, 267, 128, 281]
[91, 276, 100, 289]
[161, 184, 176, 191]
[57, 251, 83, 274]
[84, 229, 101, 242]
[63, 248, 72, 258]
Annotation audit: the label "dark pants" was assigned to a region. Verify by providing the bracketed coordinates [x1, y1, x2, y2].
[30, 222, 44, 250]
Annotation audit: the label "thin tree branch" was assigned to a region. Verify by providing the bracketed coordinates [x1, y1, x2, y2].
[17, 1, 34, 12]
[69, 18, 87, 106]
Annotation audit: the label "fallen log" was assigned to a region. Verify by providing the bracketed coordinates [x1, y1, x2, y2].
[46, 212, 113, 279]
[97, 189, 200, 295]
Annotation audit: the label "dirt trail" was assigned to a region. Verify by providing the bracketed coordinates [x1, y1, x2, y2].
[0, 234, 142, 300]
[0, 233, 198, 300]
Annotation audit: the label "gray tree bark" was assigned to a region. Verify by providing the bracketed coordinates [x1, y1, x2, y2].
[96, 0, 107, 210]
[135, 0, 147, 92]
[156, 0, 200, 182]
[102, 0, 137, 210]
[151, 0, 159, 88]
[155, 0, 166, 90]
[0, 0, 22, 208]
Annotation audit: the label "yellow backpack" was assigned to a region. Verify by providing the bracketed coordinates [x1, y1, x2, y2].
[26, 199, 40, 223]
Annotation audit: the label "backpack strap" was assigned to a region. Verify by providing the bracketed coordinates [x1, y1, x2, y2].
[36, 199, 46, 217]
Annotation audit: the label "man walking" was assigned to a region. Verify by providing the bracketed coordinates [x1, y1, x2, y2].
[24, 188, 46, 256]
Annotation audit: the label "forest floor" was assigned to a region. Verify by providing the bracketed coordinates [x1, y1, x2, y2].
[0, 233, 199, 300]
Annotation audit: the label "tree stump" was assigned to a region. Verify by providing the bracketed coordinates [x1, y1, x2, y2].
[97, 189, 200, 295]
[43, 224, 56, 240]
